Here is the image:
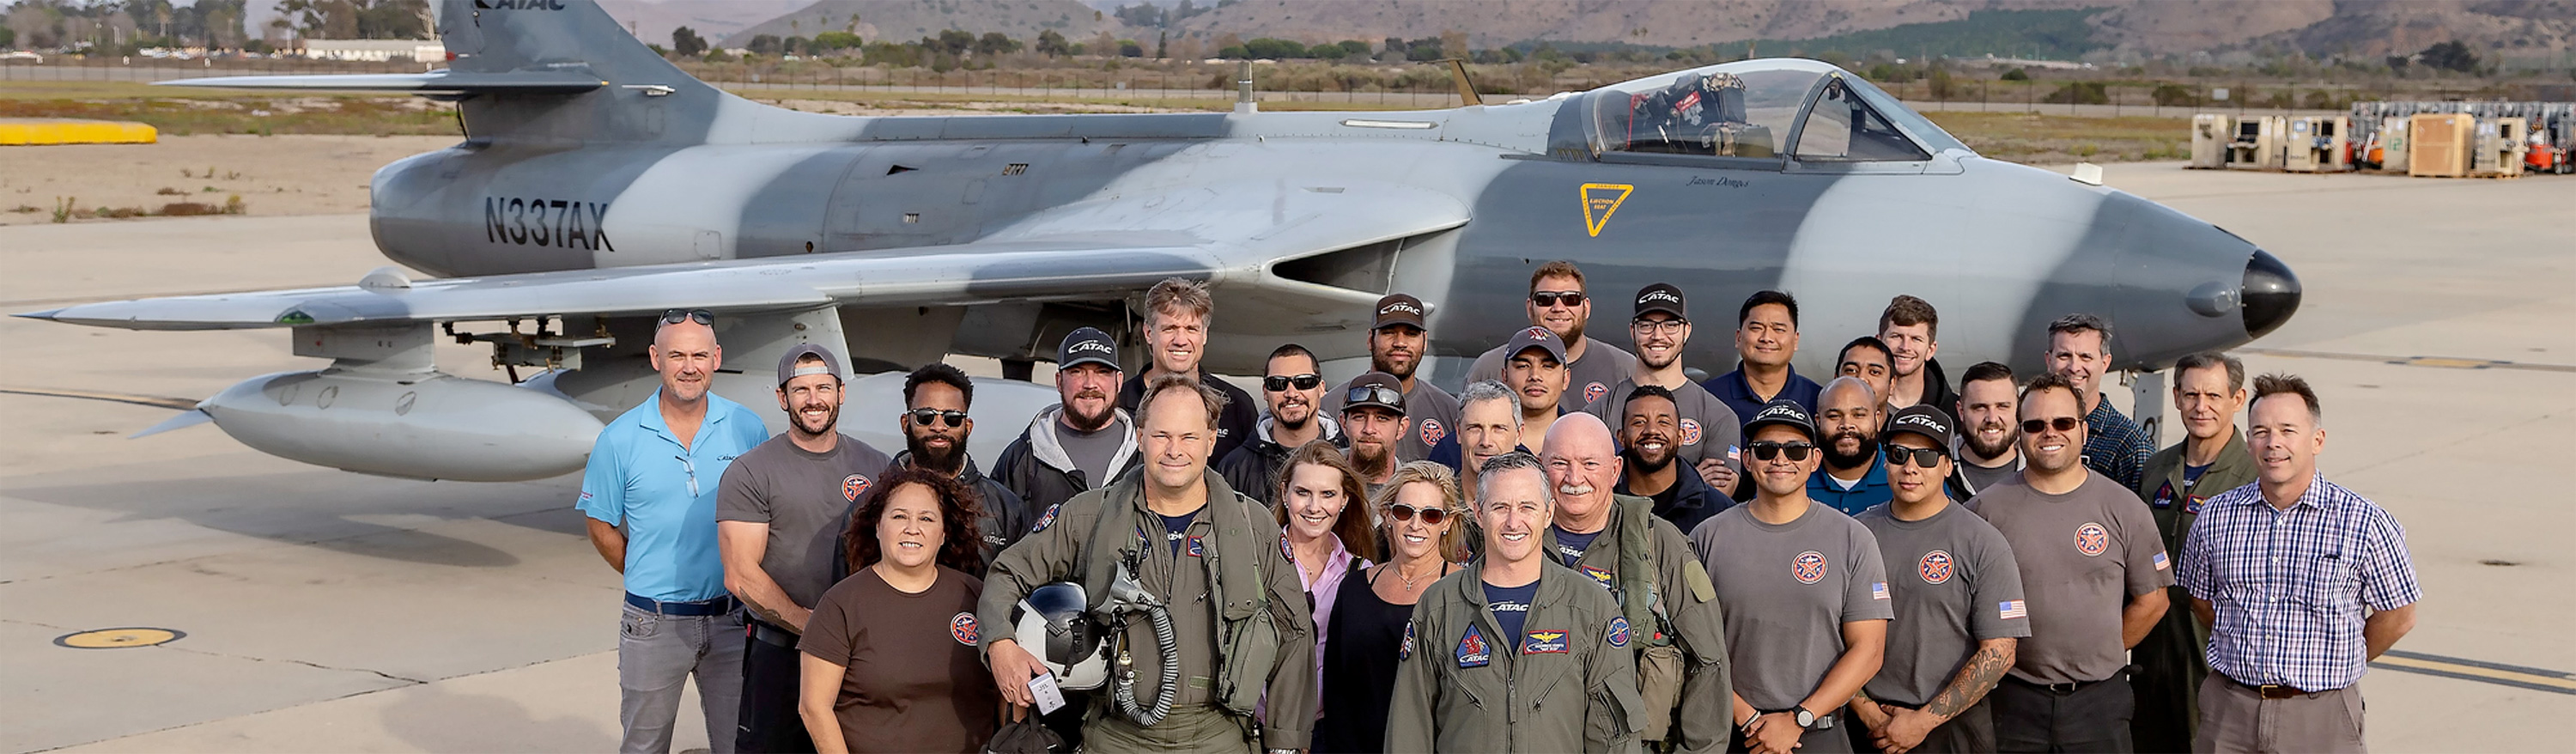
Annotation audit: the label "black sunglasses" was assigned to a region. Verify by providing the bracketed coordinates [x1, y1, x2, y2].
[1884, 445, 1946, 468]
[1747, 441, 1816, 461]
[1263, 374, 1324, 392]
[908, 408, 967, 427]
[2021, 417, 2082, 435]
[1346, 386, 1403, 408]
[1529, 291, 1585, 307]
[1388, 502, 1449, 526]
[659, 308, 714, 325]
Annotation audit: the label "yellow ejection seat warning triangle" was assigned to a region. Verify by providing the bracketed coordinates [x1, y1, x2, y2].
[1580, 183, 1632, 237]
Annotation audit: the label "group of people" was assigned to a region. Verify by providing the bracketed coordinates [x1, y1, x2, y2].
[578, 263, 2421, 754]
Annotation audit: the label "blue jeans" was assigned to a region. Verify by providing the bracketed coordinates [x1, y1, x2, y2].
[618, 604, 744, 754]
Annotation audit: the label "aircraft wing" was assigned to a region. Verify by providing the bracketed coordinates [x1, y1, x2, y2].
[19, 181, 1468, 331]
[152, 69, 607, 94]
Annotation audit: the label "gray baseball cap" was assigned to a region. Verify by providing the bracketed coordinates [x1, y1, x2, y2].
[776, 343, 844, 386]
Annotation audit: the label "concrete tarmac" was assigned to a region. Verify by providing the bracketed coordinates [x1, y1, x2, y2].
[3, 165, 2571, 751]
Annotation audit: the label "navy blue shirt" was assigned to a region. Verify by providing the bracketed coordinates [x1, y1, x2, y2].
[1550, 526, 1602, 568]
[1161, 511, 1196, 556]
[1704, 362, 1824, 429]
[1483, 581, 1540, 643]
[1807, 454, 1893, 516]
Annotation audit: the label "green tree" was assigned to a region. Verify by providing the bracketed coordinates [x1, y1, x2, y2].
[1999, 67, 2028, 81]
[973, 31, 1018, 56]
[1036, 29, 1069, 58]
[745, 33, 781, 56]
[671, 25, 708, 57]
[2151, 82, 2193, 106]
[2419, 40, 2478, 73]
[0, 25, 15, 49]
[1242, 37, 1304, 58]
[811, 31, 860, 52]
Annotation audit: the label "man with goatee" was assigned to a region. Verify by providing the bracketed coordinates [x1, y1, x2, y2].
[1218, 343, 1346, 507]
[1809, 376, 1893, 516]
[1321, 294, 1461, 463]
[889, 362, 1030, 565]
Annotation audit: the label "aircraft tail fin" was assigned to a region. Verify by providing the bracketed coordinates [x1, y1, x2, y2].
[434, 0, 720, 143]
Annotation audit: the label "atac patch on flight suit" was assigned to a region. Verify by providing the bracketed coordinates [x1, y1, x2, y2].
[1456, 623, 1492, 668]
[1400, 620, 1415, 660]
[1523, 629, 1571, 654]
[1030, 503, 1060, 533]
[1607, 616, 1631, 648]
[1188, 535, 1206, 557]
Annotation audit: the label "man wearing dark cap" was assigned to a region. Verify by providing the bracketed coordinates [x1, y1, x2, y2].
[1466, 260, 1639, 410]
[1583, 283, 1743, 497]
[716, 343, 896, 753]
[1849, 407, 2029, 754]
[996, 327, 1143, 532]
[1218, 343, 1346, 507]
[1322, 293, 1462, 463]
[1340, 370, 1412, 495]
[1499, 325, 1574, 453]
[1693, 399, 1893, 754]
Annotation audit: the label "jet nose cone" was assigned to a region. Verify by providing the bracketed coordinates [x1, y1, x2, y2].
[2241, 249, 2300, 339]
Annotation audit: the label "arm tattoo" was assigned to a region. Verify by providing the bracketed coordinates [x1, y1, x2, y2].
[1922, 641, 2013, 721]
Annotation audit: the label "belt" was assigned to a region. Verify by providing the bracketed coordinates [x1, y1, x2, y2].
[623, 593, 738, 617]
[2005, 674, 2117, 695]
[748, 618, 798, 648]
[2222, 673, 2331, 700]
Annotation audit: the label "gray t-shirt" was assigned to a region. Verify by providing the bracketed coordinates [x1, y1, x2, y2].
[1320, 378, 1462, 463]
[1965, 473, 2171, 684]
[1690, 502, 1894, 711]
[1054, 419, 1125, 486]
[1955, 456, 2021, 497]
[1467, 335, 1638, 414]
[1581, 377, 1743, 473]
[1854, 502, 2032, 706]
[714, 434, 895, 610]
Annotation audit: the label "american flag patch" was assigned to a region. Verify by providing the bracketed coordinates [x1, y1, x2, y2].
[2154, 552, 2171, 571]
[1871, 581, 1889, 600]
[2000, 600, 2027, 620]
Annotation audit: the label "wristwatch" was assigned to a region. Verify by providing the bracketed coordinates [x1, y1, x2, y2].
[1753, 707, 1829, 732]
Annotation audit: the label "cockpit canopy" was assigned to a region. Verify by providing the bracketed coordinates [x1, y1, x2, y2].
[1583, 59, 1967, 162]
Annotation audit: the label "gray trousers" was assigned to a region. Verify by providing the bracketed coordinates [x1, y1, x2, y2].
[618, 605, 745, 754]
[2192, 674, 2365, 754]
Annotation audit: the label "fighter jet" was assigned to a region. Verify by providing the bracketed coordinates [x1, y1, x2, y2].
[19, 0, 2298, 482]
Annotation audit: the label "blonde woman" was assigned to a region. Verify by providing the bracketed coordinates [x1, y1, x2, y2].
[1312, 461, 1465, 753]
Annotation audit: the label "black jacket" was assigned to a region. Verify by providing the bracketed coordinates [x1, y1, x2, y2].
[892, 450, 1031, 568]
[1214, 416, 1346, 507]
[1905, 357, 1963, 417]
[992, 404, 1142, 524]
[1118, 371, 1261, 464]
[1618, 460, 1733, 537]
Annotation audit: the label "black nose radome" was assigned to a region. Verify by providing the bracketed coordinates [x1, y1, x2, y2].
[2241, 249, 2300, 339]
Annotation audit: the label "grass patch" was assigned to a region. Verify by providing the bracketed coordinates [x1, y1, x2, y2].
[1926, 112, 2192, 164]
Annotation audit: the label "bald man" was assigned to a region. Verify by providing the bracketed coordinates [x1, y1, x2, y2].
[1540, 413, 1735, 752]
[580, 310, 774, 754]
[1811, 376, 1893, 516]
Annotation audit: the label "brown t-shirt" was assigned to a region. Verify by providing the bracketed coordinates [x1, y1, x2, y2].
[797, 566, 999, 754]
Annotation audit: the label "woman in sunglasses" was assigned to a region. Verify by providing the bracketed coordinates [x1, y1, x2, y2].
[1313, 460, 1465, 753]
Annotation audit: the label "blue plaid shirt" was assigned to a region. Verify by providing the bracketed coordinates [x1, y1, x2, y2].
[2081, 398, 2153, 492]
[2178, 474, 2421, 690]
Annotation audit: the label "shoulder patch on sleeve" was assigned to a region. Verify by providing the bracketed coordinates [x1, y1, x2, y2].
[1607, 616, 1631, 648]
[1400, 619, 1415, 660]
[1684, 561, 1716, 603]
[1030, 502, 1060, 533]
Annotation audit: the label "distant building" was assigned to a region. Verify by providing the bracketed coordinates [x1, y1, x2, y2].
[301, 40, 446, 62]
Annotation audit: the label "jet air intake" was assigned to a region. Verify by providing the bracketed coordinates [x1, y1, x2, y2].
[2241, 248, 2300, 339]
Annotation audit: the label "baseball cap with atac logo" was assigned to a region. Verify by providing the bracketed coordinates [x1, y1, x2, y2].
[1375, 294, 1428, 331]
[1057, 326, 1120, 370]
[1882, 405, 1956, 453]
[1743, 399, 1819, 443]
[1633, 283, 1687, 321]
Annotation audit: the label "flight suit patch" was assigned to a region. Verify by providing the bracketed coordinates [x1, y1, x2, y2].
[1400, 620, 1414, 660]
[1580, 565, 1615, 588]
[1522, 629, 1570, 654]
[1188, 535, 1206, 557]
[1607, 616, 1631, 648]
[1456, 623, 1492, 668]
[1030, 503, 1059, 533]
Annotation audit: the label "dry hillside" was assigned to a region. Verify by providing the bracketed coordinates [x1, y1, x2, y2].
[717, 0, 1118, 47]
[600, 0, 818, 49]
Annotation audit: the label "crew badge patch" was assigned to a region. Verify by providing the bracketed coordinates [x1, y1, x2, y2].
[1419, 418, 1447, 447]
[950, 612, 979, 646]
[2075, 522, 2110, 557]
[1918, 550, 1955, 585]
[1607, 616, 1631, 648]
[1400, 620, 1415, 660]
[1793, 550, 1829, 585]
[1583, 381, 1610, 406]
[1456, 623, 1492, 668]
[1523, 629, 1571, 654]
[1580, 565, 1615, 588]
[841, 474, 872, 502]
[1679, 418, 1703, 447]
[1030, 503, 1060, 533]
[1187, 535, 1206, 557]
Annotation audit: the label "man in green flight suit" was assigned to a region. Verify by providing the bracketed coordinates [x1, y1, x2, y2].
[2130, 353, 2257, 753]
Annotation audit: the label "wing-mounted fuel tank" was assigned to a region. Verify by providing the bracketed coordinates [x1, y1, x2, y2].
[200, 317, 602, 482]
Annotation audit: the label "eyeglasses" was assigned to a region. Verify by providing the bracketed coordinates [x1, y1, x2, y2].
[1529, 291, 1585, 307]
[1747, 441, 1817, 461]
[1263, 374, 1324, 392]
[1631, 318, 1687, 333]
[659, 308, 714, 325]
[908, 408, 967, 427]
[2020, 417, 2082, 435]
[1884, 445, 1946, 468]
[1387, 502, 1449, 526]
[1346, 385, 1403, 408]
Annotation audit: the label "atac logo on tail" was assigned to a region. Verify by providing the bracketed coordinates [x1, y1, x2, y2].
[474, 0, 568, 9]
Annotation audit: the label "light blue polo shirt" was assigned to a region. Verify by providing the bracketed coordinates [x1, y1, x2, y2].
[578, 390, 771, 602]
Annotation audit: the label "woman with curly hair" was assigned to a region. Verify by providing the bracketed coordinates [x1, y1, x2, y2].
[796, 467, 998, 754]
